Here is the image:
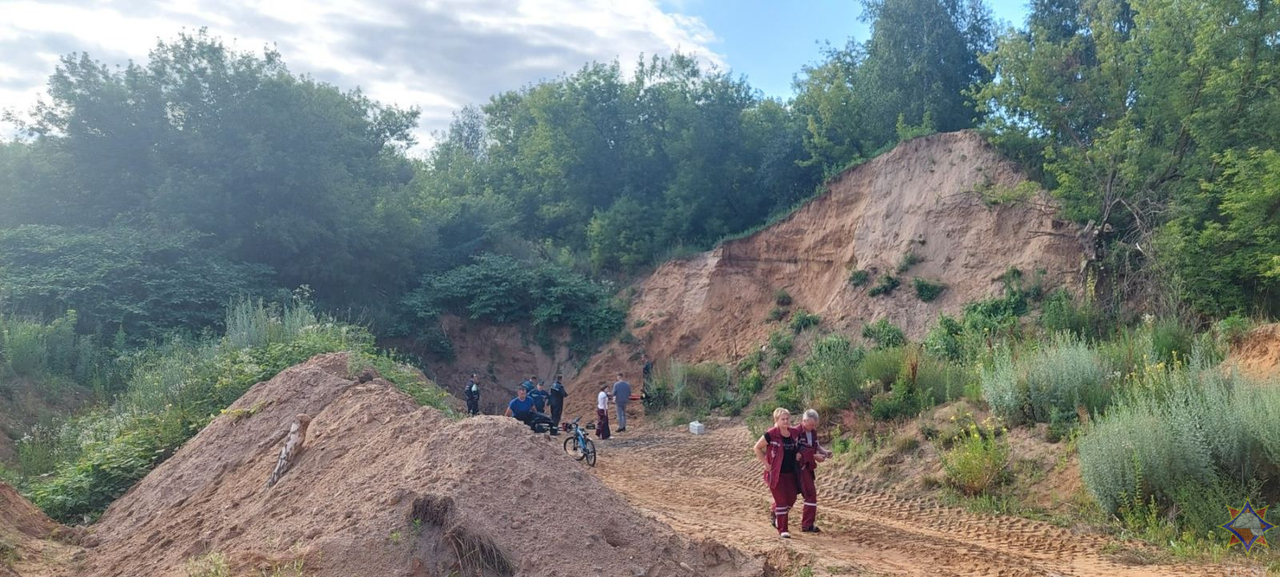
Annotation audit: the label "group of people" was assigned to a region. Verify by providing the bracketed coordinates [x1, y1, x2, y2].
[464, 371, 635, 441]
[753, 407, 832, 538]
[467, 366, 833, 540]
[592, 373, 632, 440]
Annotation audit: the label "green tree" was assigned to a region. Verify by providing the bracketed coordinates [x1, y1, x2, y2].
[1162, 149, 1280, 316]
[976, 0, 1280, 313]
[6, 31, 426, 304]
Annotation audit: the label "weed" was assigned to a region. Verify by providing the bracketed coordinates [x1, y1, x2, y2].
[632, 319, 648, 329]
[767, 307, 788, 322]
[912, 278, 946, 302]
[868, 274, 900, 297]
[789, 309, 820, 333]
[185, 552, 230, 577]
[897, 251, 923, 274]
[769, 330, 794, 359]
[775, 290, 793, 307]
[940, 418, 1010, 496]
[848, 269, 870, 287]
[862, 319, 906, 349]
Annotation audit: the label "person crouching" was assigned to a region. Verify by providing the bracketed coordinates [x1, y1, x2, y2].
[753, 407, 802, 538]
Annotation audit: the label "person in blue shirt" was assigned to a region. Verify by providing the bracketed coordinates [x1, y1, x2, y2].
[529, 380, 550, 414]
[520, 376, 536, 393]
[505, 386, 555, 434]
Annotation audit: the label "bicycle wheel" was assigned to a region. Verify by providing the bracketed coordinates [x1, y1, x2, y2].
[564, 436, 585, 461]
[583, 439, 596, 467]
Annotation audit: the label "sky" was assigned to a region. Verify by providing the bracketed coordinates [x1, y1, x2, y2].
[0, 0, 1031, 151]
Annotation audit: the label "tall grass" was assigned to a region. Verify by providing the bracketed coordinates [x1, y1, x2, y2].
[1079, 360, 1280, 540]
[981, 334, 1111, 425]
[17, 297, 446, 523]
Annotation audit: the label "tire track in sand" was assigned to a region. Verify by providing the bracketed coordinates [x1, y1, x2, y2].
[589, 425, 1253, 577]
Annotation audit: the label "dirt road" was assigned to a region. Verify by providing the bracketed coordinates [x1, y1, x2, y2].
[588, 423, 1259, 577]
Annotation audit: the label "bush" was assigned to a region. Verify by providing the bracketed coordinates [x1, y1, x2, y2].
[848, 269, 870, 287]
[775, 290, 793, 307]
[1038, 288, 1109, 340]
[862, 347, 905, 387]
[1078, 362, 1280, 534]
[769, 330, 794, 360]
[940, 419, 1010, 496]
[980, 334, 1111, 425]
[896, 251, 923, 273]
[862, 319, 906, 349]
[401, 254, 624, 355]
[787, 335, 866, 415]
[767, 307, 788, 322]
[868, 274, 900, 297]
[1214, 314, 1251, 349]
[871, 379, 918, 421]
[789, 309, 820, 333]
[912, 278, 946, 302]
[644, 361, 734, 415]
[0, 226, 274, 341]
[923, 314, 964, 360]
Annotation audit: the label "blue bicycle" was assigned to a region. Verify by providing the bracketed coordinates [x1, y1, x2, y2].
[562, 416, 596, 467]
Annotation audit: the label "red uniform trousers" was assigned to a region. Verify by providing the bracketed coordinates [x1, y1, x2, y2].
[799, 467, 818, 529]
[768, 470, 800, 534]
[596, 408, 611, 439]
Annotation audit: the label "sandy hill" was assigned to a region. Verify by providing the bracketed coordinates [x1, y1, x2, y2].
[71, 353, 758, 577]
[1228, 323, 1280, 381]
[560, 131, 1086, 417]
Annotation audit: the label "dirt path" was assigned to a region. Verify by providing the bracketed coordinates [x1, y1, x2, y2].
[587, 424, 1257, 577]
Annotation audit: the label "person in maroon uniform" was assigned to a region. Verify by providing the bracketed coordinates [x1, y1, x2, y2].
[798, 409, 832, 532]
[753, 407, 803, 538]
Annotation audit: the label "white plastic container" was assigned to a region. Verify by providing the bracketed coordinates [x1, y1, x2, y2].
[689, 421, 706, 435]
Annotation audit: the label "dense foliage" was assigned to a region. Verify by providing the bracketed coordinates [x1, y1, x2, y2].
[976, 0, 1280, 316]
[398, 254, 624, 354]
[11, 299, 450, 523]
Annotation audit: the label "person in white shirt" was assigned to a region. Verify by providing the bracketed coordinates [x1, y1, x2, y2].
[596, 383, 611, 440]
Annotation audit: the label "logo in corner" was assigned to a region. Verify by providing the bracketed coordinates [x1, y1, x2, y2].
[1222, 500, 1273, 554]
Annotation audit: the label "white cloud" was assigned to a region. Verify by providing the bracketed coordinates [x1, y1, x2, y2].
[0, 0, 723, 152]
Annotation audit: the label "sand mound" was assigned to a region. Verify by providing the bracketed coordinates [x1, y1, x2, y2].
[0, 483, 54, 542]
[77, 353, 759, 577]
[563, 131, 1085, 415]
[1228, 323, 1280, 381]
[1, 482, 73, 577]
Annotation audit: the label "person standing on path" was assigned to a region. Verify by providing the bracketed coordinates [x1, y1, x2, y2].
[596, 383, 612, 440]
[464, 373, 481, 416]
[642, 356, 653, 386]
[798, 409, 832, 532]
[612, 373, 632, 433]
[548, 374, 568, 428]
[753, 408, 802, 538]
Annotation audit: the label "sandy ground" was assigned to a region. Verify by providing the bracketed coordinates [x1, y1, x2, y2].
[588, 423, 1264, 577]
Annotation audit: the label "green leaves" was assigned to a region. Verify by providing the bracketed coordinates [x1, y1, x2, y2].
[402, 254, 624, 354]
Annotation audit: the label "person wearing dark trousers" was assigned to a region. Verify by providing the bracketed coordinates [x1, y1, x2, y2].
[642, 356, 653, 386]
[464, 373, 481, 416]
[549, 375, 568, 428]
[612, 373, 631, 432]
[505, 387, 554, 433]
[596, 383, 611, 440]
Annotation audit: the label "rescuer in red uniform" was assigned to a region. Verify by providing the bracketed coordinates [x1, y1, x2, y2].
[753, 407, 802, 538]
[798, 408, 832, 532]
